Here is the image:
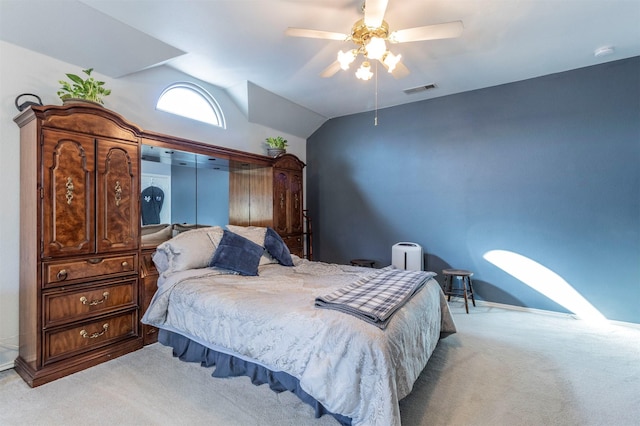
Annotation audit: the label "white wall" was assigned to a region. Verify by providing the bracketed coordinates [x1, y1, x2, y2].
[0, 40, 307, 369]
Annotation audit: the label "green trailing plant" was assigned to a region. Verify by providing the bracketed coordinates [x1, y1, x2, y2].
[265, 136, 288, 149]
[57, 68, 111, 104]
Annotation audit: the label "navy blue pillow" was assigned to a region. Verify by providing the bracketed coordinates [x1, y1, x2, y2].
[264, 227, 294, 266]
[209, 230, 263, 276]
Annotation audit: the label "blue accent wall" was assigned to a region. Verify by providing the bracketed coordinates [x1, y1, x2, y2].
[307, 57, 640, 324]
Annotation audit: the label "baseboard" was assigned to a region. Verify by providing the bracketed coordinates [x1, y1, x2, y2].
[0, 343, 17, 372]
[0, 362, 14, 372]
[448, 297, 640, 329]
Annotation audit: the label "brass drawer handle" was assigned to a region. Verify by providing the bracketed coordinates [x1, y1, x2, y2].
[87, 258, 103, 264]
[121, 261, 129, 269]
[56, 269, 68, 281]
[65, 176, 74, 205]
[80, 323, 109, 339]
[114, 180, 122, 207]
[80, 291, 109, 306]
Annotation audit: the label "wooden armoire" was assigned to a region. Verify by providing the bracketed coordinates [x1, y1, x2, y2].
[14, 103, 306, 386]
[273, 154, 305, 257]
[14, 105, 142, 387]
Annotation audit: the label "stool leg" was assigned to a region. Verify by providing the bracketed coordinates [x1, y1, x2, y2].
[461, 276, 469, 314]
[467, 276, 476, 307]
[444, 275, 452, 301]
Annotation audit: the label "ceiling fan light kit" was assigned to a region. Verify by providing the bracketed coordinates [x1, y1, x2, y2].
[285, 0, 463, 81]
[382, 51, 401, 73]
[338, 49, 357, 70]
[365, 36, 387, 60]
[334, 19, 400, 80]
[355, 61, 374, 81]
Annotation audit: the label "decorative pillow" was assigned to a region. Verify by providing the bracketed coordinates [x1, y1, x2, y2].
[264, 227, 294, 266]
[209, 230, 263, 276]
[153, 226, 224, 275]
[226, 225, 278, 265]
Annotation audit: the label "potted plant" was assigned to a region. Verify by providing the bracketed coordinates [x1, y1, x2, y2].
[265, 136, 288, 157]
[57, 68, 111, 105]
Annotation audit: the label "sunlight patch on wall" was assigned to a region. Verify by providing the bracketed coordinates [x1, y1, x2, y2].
[483, 250, 607, 325]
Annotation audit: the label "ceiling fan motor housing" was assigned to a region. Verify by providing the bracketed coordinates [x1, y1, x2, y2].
[351, 19, 390, 45]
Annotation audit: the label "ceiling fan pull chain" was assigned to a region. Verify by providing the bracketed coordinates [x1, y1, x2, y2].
[374, 61, 379, 126]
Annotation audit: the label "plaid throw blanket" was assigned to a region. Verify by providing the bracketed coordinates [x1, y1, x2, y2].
[315, 267, 436, 329]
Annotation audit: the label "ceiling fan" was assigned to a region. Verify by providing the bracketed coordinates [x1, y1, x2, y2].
[285, 0, 463, 81]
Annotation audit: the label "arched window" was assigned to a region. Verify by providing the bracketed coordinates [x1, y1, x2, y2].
[156, 82, 226, 128]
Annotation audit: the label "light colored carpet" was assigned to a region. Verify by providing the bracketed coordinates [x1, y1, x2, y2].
[1, 302, 638, 426]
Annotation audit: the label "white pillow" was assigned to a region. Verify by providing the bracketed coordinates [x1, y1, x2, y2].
[226, 225, 278, 265]
[153, 226, 224, 274]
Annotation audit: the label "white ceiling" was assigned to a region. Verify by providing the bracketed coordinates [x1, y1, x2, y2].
[1, 0, 639, 119]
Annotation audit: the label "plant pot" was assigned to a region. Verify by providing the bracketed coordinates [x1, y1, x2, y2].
[62, 98, 103, 107]
[267, 148, 286, 157]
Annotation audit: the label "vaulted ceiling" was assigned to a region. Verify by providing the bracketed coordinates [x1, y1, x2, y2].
[1, 0, 639, 119]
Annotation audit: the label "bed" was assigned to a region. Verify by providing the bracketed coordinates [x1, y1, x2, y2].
[142, 225, 456, 425]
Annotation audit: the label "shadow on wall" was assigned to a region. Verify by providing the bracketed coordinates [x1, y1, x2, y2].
[469, 279, 525, 307]
[312, 162, 537, 312]
[425, 253, 449, 279]
[311, 156, 400, 265]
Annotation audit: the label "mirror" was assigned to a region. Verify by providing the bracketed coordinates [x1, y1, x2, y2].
[140, 143, 273, 248]
[140, 144, 231, 246]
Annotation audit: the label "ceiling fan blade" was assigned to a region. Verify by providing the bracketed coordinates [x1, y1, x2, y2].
[390, 20, 464, 43]
[285, 27, 348, 41]
[320, 60, 342, 78]
[363, 0, 389, 28]
[391, 62, 410, 79]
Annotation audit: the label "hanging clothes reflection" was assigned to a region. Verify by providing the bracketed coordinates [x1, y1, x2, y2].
[141, 183, 165, 225]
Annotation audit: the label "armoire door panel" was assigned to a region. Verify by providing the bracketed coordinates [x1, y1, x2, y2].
[273, 171, 289, 234]
[96, 139, 139, 253]
[290, 173, 303, 234]
[42, 130, 95, 258]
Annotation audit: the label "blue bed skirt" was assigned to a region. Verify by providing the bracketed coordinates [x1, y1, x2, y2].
[158, 329, 351, 425]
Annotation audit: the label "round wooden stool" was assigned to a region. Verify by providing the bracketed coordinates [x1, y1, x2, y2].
[350, 259, 376, 268]
[442, 269, 476, 313]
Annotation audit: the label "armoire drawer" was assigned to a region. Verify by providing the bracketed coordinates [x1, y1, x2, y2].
[43, 254, 138, 288]
[43, 279, 138, 328]
[43, 310, 138, 365]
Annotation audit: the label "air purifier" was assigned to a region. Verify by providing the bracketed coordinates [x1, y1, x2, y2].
[392, 242, 423, 271]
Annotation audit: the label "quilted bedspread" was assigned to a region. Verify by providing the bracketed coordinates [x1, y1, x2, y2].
[142, 258, 456, 426]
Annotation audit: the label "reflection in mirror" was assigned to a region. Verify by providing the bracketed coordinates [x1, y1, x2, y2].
[141, 145, 231, 243]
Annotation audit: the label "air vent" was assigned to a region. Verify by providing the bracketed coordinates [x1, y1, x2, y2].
[403, 84, 437, 95]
